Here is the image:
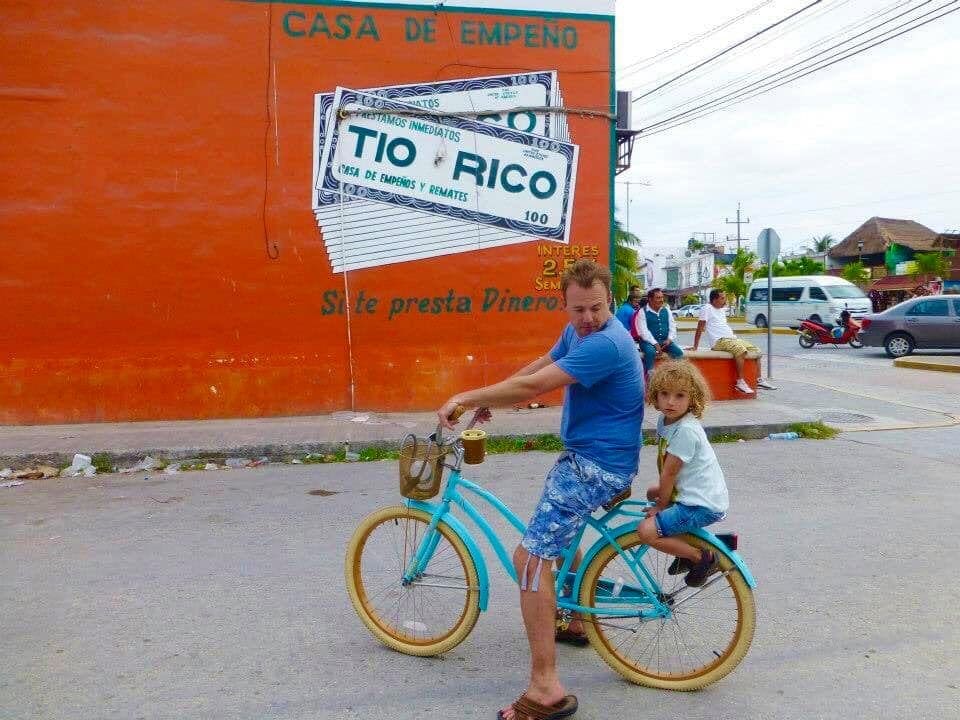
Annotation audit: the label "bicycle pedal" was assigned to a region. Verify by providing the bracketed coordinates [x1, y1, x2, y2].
[716, 532, 738, 551]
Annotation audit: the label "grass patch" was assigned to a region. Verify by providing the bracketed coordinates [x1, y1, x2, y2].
[358, 447, 400, 462]
[789, 421, 839, 439]
[301, 452, 343, 464]
[91, 453, 115, 474]
[178, 459, 208, 472]
[486, 434, 564, 454]
[710, 433, 747, 443]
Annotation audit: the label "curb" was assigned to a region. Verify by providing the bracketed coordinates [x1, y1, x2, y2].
[675, 325, 796, 336]
[892, 358, 960, 373]
[0, 421, 816, 472]
[729, 327, 795, 336]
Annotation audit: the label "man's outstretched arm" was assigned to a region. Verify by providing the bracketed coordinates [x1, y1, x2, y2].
[437, 363, 574, 429]
[506, 353, 555, 380]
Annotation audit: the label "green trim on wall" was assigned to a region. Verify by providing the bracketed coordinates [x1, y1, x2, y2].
[235, 0, 614, 22]
[608, 15, 615, 273]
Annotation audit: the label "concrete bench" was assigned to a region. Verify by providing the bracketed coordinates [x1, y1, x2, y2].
[653, 349, 760, 401]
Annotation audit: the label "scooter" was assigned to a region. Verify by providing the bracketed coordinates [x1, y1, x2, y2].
[798, 314, 863, 349]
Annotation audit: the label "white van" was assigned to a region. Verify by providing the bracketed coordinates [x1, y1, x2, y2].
[745, 275, 872, 328]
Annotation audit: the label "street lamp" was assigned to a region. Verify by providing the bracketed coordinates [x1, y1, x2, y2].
[857, 240, 864, 264]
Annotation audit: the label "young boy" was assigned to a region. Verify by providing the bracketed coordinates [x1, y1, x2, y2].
[636, 360, 728, 586]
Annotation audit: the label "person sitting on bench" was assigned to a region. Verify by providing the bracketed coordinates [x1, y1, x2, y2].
[633, 287, 684, 375]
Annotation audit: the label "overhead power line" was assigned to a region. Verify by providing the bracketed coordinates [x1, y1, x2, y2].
[626, 0, 854, 98]
[634, 0, 900, 122]
[637, 0, 935, 127]
[616, 0, 777, 80]
[631, 0, 826, 103]
[637, 0, 960, 138]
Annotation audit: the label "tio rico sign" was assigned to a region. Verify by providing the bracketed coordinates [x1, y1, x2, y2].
[317, 88, 578, 243]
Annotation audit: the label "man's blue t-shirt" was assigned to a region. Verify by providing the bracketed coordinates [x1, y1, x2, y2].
[549, 318, 644, 477]
[614, 302, 637, 333]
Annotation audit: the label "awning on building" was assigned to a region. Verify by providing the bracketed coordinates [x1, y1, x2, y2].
[868, 274, 932, 292]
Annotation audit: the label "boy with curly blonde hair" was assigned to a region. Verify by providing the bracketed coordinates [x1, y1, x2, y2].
[637, 360, 729, 587]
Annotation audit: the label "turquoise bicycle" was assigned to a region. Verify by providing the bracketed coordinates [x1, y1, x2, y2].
[345, 411, 757, 690]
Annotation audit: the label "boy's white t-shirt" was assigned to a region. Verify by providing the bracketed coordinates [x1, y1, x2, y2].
[658, 414, 729, 513]
[698, 304, 736, 349]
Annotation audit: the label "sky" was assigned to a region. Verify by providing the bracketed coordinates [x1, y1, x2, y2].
[612, 0, 960, 255]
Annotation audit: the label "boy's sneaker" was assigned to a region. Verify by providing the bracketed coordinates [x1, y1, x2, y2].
[734, 379, 755, 394]
[684, 550, 719, 587]
[667, 557, 693, 576]
[757, 377, 778, 390]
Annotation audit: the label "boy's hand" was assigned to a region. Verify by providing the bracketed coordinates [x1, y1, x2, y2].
[643, 504, 665, 518]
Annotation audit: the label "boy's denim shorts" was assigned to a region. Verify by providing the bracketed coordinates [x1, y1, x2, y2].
[655, 502, 725, 538]
[521, 451, 632, 560]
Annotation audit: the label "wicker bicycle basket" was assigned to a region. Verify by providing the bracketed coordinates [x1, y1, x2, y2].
[398, 433, 448, 500]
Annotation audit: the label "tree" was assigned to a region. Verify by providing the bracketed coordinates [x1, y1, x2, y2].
[811, 234, 836, 252]
[612, 219, 641, 301]
[841, 261, 869, 285]
[781, 256, 825, 276]
[712, 248, 756, 311]
[755, 257, 824, 277]
[909, 251, 951, 277]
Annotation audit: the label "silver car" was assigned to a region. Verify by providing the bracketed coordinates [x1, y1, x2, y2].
[858, 295, 960, 357]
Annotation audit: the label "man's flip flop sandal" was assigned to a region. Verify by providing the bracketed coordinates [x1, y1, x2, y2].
[497, 693, 578, 720]
[554, 627, 589, 647]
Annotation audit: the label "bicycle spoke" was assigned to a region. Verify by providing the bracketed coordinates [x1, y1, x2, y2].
[353, 509, 475, 648]
[581, 535, 753, 683]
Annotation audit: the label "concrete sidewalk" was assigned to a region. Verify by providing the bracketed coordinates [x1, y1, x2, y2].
[3, 343, 956, 469]
[0, 399, 812, 469]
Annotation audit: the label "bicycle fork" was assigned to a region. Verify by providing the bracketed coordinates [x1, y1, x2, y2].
[401, 506, 447, 585]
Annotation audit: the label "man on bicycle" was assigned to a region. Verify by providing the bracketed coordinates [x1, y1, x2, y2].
[438, 258, 644, 720]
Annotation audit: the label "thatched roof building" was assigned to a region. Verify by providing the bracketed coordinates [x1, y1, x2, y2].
[829, 217, 941, 259]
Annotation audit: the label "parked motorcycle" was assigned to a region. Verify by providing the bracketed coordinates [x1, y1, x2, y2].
[798, 313, 863, 349]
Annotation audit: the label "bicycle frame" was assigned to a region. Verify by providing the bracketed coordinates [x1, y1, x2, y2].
[401, 451, 754, 620]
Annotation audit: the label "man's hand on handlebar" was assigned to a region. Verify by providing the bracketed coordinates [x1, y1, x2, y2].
[437, 400, 465, 430]
[437, 401, 492, 430]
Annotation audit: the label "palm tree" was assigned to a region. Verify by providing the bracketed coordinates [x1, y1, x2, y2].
[612, 219, 641, 301]
[811, 234, 836, 253]
[712, 248, 756, 311]
[841, 261, 869, 285]
[908, 252, 951, 277]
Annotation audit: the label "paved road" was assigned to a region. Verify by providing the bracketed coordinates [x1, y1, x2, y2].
[675, 330, 960, 420]
[3, 427, 958, 720]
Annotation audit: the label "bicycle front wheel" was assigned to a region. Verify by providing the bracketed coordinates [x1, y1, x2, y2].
[579, 533, 755, 690]
[345, 505, 480, 656]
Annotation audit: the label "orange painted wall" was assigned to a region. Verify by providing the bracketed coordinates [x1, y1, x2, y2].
[0, 2, 614, 424]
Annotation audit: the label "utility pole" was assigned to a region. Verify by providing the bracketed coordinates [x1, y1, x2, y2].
[616, 179, 651, 236]
[725, 202, 750, 252]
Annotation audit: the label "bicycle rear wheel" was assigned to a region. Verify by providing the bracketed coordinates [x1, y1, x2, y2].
[579, 532, 755, 690]
[345, 505, 480, 656]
